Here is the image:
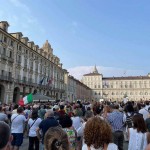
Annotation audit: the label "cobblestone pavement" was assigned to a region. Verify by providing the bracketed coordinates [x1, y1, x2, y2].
[20, 138, 128, 150]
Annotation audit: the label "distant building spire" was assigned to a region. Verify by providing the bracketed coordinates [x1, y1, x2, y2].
[93, 65, 98, 73]
[42, 40, 53, 54]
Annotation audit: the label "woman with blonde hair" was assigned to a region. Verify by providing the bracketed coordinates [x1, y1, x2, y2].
[44, 126, 70, 150]
[82, 117, 118, 150]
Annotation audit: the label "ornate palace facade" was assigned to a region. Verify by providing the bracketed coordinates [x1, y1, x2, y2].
[0, 21, 91, 103]
[82, 66, 150, 101]
[0, 21, 66, 103]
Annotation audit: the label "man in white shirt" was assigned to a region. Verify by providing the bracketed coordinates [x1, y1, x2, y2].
[11, 107, 27, 150]
[139, 101, 150, 120]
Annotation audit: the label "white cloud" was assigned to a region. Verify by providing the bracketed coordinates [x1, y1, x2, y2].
[1, 0, 46, 40]
[68, 66, 146, 80]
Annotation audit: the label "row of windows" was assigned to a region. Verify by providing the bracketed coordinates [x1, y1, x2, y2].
[86, 81, 150, 85]
[103, 84, 149, 88]
[3, 36, 14, 47]
[0, 70, 12, 77]
[104, 92, 149, 96]
[95, 92, 101, 95]
[0, 48, 13, 58]
[103, 81, 150, 85]
[1, 36, 60, 65]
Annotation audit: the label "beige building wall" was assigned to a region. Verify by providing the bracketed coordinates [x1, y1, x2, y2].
[0, 21, 65, 103]
[82, 66, 150, 101]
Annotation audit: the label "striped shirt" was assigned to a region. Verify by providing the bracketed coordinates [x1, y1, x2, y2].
[107, 110, 124, 132]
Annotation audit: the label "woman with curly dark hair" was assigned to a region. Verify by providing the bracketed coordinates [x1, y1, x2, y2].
[82, 117, 118, 150]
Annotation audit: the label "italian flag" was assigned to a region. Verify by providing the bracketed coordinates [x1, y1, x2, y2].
[18, 93, 33, 106]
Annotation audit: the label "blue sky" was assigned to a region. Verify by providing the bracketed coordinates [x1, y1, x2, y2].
[0, 0, 150, 78]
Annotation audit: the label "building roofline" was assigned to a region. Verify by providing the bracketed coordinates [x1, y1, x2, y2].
[0, 28, 64, 69]
[83, 73, 101, 76]
[102, 76, 150, 80]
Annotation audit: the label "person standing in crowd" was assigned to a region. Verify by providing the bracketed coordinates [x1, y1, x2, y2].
[58, 105, 66, 118]
[60, 115, 77, 150]
[82, 116, 118, 150]
[38, 105, 46, 120]
[0, 121, 13, 150]
[146, 107, 150, 132]
[107, 104, 124, 150]
[24, 105, 32, 119]
[11, 107, 27, 150]
[128, 114, 150, 150]
[53, 105, 60, 120]
[44, 126, 69, 150]
[12, 104, 19, 114]
[101, 105, 112, 120]
[77, 110, 94, 148]
[28, 110, 42, 150]
[0, 105, 8, 123]
[71, 110, 84, 150]
[36, 110, 59, 149]
[139, 101, 150, 120]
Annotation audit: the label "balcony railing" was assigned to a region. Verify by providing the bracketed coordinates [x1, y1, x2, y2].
[35, 68, 38, 72]
[7, 57, 14, 63]
[1, 54, 7, 60]
[24, 64, 28, 69]
[0, 75, 13, 82]
[16, 61, 21, 66]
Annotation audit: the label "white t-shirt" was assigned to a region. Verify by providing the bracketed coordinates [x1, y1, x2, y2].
[128, 128, 147, 150]
[11, 114, 27, 133]
[77, 122, 86, 137]
[82, 143, 118, 150]
[28, 118, 42, 137]
[71, 116, 82, 131]
[139, 106, 150, 120]
[12, 109, 17, 114]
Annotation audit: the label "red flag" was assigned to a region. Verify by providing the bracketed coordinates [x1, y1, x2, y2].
[18, 98, 24, 106]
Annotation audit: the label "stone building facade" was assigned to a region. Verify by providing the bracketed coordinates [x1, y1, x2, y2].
[0, 21, 66, 103]
[0, 21, 92, 103]
[82, 65, 150, 101]
[64, 71, 92, 101]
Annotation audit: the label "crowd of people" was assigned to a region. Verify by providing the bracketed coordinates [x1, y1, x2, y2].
[1, 100, 150, 150]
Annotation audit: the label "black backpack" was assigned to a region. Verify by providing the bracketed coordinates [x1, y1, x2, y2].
[126, 113, 134, 128]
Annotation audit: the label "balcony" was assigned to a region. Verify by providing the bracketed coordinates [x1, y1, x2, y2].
[35, 68, 38, 73]
[0, 75, 13, 82]
[16, 61, 21, 66]
[1, 54, 7, 60]
[7, 57, 14, 63]
[24, 64, 28, 70]
[16, 79, 36, 87]
[15, 78, 21, 83]
[29, 66, 33, 72]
